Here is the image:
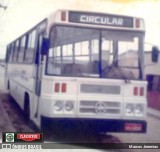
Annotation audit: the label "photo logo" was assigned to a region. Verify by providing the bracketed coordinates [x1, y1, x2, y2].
[6, 133, 14, 142]
[17, 133, 41, 142]
[3, 132, 43, 143]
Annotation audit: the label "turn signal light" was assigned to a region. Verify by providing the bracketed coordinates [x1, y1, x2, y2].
[62, 83, 67, 93]
[55, 83, 60, 92]
[133, 87, 138, 96]
[140, 87, 144, 96]
[133, 86, 144, 96]
[54, 83, 67, 93]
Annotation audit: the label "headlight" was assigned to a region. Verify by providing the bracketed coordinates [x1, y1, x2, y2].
[54, 101, 63, 111]
[126, 103, 134, 114]
[65, 101, 73, 111]
[135, 104, 143, 115]
[125, 103, 145, 117]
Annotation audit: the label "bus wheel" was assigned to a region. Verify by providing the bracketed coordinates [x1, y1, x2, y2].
[24, 93, 30, 122]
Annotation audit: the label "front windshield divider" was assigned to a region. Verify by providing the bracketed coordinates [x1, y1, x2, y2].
[99, 30, 102, 78]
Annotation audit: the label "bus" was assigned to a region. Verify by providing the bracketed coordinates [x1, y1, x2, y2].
[5, 10, 147, 134]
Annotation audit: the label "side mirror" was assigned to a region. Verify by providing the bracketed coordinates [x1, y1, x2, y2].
[152, 46, 159, 62]
[41, 38, 50, 55]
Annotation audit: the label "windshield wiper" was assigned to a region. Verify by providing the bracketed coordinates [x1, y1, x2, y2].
[102, 64, 131, 83]
[101, 41, 131, 83]
[116, 66, 131, 83]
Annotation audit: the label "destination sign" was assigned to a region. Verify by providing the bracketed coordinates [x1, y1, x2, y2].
[69, 11, 133, 28]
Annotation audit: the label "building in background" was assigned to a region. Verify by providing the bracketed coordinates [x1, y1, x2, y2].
[144, 52, 160, 92]
[119, 50, 160, 111]
[144, 51, 160, 111]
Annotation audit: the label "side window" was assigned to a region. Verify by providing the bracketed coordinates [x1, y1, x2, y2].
[75, 41, 89, 56]
[62, 44, 73, 63]
[8, 44, 13, 62]
[47, 46, 62, 75]
[35, 34, 44, 64]
[24, 30, 36, 63]
[12, 40, 20, 62]
[30, 30, 36, 48]
[6, 44, 12, 63]
[11, 43, 16, 62]
[18, 36, 26, 62]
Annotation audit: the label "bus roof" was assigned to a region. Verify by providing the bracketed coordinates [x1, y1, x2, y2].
[7, 9, 145, 45]
[47, 9, 145, 32]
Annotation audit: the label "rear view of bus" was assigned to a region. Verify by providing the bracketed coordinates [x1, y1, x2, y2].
[41, 10, 147, 133]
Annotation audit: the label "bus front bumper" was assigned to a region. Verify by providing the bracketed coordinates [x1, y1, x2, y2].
[41, 116, 147, 133]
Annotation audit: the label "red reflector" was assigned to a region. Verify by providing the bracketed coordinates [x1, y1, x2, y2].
[61, 83, 67, 93]
[125, 123, 142, 132]
[55, 83, 60, 92]
[61, 12, 66, 21]
[133, 87, 138, 96]
[140, 87, 144, 96]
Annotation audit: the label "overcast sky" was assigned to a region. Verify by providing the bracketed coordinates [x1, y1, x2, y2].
[0, 0, 160, 58]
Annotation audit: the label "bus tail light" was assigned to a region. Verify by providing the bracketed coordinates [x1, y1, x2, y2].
[133, 87, 145, 96]
[62, 83, 67, 93]
[61, 12, 66, 21]
[55, 83, 60, 92]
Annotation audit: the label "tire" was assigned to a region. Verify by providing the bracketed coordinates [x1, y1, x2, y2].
[24, 94, 30, 122]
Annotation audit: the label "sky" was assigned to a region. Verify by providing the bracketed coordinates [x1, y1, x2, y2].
[0, 0, 160, 59]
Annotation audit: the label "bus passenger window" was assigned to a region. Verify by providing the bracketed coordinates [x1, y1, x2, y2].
[75, 43, 81, 55]
[16, 39, 21, 62]
[11, 43, 16, 62]
[47, 47, 61, 75]
[101, 40, 113, 68]
[92, 39, 99, 54]
[13, 40, 20, 62]
[5, 45, 10, 63]
[18, 36, 26, 62]
[24, 30, 36, 63]
[81, 41, 89, 55]
[8, 44, 13, 62]
[63, 45, 68, 56]
[62, 44, 73, 64]
[30, 30, 36, 48]
[73, 41, 89, 55]
[68, 44, 73, 56]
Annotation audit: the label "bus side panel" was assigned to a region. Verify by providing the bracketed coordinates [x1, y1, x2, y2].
[6, 63, 35, 112]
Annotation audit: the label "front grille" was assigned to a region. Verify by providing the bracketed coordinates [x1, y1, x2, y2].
[80, 84, 120, 94]
[79, 100, 121, 115]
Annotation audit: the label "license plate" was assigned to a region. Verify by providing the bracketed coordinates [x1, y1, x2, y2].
[125, 123, 142, 132]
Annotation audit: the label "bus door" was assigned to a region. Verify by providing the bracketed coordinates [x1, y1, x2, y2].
[34, 33, 44, 118]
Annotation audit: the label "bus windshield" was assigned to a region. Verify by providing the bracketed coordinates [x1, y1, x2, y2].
[47, 25, 143, 80]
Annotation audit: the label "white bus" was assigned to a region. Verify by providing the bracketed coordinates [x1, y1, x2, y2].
[5, 10, 147, 134]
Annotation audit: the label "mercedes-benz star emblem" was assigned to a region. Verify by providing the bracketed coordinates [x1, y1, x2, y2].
[95, 102, 106, 114]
